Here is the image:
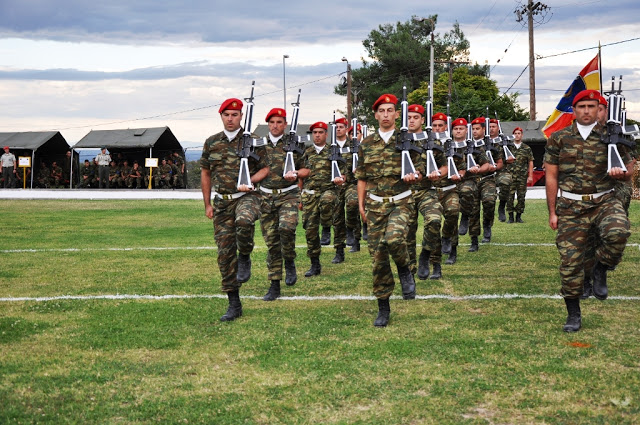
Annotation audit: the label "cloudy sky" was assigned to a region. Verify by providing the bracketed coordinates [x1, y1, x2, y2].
[1, 0, 639, 148]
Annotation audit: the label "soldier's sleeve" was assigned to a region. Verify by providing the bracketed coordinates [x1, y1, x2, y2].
[354, 144, 366, 181]
[544, 133, 560, 165]
[255, 146, 268, 170]
[199, 140, 211, 170]
[476, 151, 488, 166]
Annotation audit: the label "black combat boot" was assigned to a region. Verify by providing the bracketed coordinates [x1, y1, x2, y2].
[445, 245, 457, 265]
[592, 261, 609, 300]
[374, 297, 391, 327]
[331, 246, 345, 264]
[498, 201, 506, 222]
[562, 297, 582, 332]
[580, 276, 593, 299]
[237, 253, 252, 283]
[417, 249, 430, 280]
[429, 263, 442, 280]
[263, 280, 281, 301]
[481, 220, 492, 243]
[362, 222, 368, 241]
[458, 214, 469, 235]
[508, 212, 514, 223]
[220, 290, 243, 322]
[284, 259, 297, 286]
[320, 227, 331, 245]
[516, 213, 524, 223]
[441, 237, 452, 254]
[304, 257, 321, 277]
[349, 239, 360, 253]
[468, 236, 479, 252]
[398, 265, 416, 300]
[346, 228, 355, 246]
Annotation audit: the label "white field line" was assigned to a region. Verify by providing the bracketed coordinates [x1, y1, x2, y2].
[2, 293, 640, 303]
[3, 242, 640, 254]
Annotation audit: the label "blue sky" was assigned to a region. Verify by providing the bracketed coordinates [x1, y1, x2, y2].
[1, 0, 639, 147]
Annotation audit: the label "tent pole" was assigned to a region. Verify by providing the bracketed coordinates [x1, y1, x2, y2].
[69, 149, 74, 189]
[30, 150, 35, 189]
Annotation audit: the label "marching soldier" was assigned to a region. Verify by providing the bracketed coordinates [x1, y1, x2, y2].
[478, 119, 504, 243]
[259, 107, 305, 301]
[297, 121, 344, 278]
[493, 119, 513, 223]
[345, 124, 364, 252]
[356, 94, 422, 327]
[545, 89, 633, 332]
[328, 117, 350, 263]
[200, 97, 269, 322]
[506, 127, 534, 223]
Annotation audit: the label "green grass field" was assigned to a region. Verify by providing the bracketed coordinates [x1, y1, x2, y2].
[1, 199, 639, 424]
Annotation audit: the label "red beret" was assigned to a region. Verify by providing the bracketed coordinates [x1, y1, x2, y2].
[432, 112, 447, 122]
[512, 127, 523, 134]
[372, 94, 398, 111]
[471, 117, 485, 126]
[219, 98, 243, 113]
[348, 124, 363, 133]
[408, 104, 425, 115]
[597, 93, 608, 107]
[3, 146, 9, 150]
[335, 118, 348, 126]
[310, 121, 328, 131]
[265, 108, 286, 122]
[572, 89, 601, 106]
[489, 118, 498, 124]
[452, 118, 467, 128]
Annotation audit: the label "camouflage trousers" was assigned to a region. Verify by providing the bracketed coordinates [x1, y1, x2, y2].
[496, 170, 512, 203]
[458, 178, 479, 237]
[438, 186, 460, 249]
[506, 176, 528, 214]
[212, 191, 262, 292]
[408, 189, 443, 267]
[302, 189, 338, 258]
[475, 175, 496, 229]
[555, 193, 630, 298]
[260, 190, 300, 281]
[154, 175, 171, 188]
[366, 197, 415, 299]
[345, 184, 362, 241]
[615, 180, 632, 215]
[332, 184, 347, 249]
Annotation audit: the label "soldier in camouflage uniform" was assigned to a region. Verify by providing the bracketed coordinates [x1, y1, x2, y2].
[459, 118, 494, 252]
[328, 117, 350, 263]
[405, 107, 447, 281]
[545, 89, 632, 333]
[172, 151, 185, 188]
[356, 94, 422, 327]
[154, 159, 173, 188]
[200, 97, 269, 322]
[506, 127, 534, 223]
[477, 119, 505, 243]
[345, 124, 364, 253]
[79, 159, 93, 188]
[297, 121, 345, 278]
[259, 107, 305, 301]
[493, 119, 513, 223]
[436, 118, 469, 266]
[119, 160, 132, 189]
[50, 161, 63, 188]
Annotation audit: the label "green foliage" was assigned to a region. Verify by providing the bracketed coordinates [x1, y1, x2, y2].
[186, 160, 201, 189]
[409, 65, 530, 121]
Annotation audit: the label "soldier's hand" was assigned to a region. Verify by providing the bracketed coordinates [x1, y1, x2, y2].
[333, 176, 345, 186]
[548, 212, 558, 231]
[359, 206, 367, 223]
[427, 170, 440, 181]
[298, 202, 303, 211]
[284, 171, 298, 181]
[609, 167, 626, 179]
[507, 157, 515, 164]
[527, 176, 533, 185]
[238, 184, 254, 192]
[451, 174, 461, 182]
[204, 204, 214, 220]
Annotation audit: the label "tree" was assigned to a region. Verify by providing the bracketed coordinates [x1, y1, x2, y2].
[335, 15, 469, 126]
[408, 66, 529, 122]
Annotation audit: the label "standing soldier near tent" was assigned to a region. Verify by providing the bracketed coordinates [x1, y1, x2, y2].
[506, 127, 534, 223]
[200, 97, 269, 322]
[96, 146, 111, 189]
[1, 146, 17, 188]
[544, 89, 632, 333]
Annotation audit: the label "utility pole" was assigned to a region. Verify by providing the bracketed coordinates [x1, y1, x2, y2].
[342, 58, 352, 122]
[435, 59, 470, 107]
[515, 0, 550, 121]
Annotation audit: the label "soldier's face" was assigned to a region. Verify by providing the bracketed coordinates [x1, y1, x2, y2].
[220, 110, 243, 132]
[574, 100, 599, 125]
[374, 104, 399, 132]
[489, 123, 499, 137]
[513, 130, 523, 142]
[472, 124, 484, 139]
[408, 112, 424, 133]
[597, 104, 607, 125]
[432, 120, 447, 133]
[452, 125, 466, 141]
[312, 129, 327, 146]
[268, 116, 287, 137]
[336, 123, 347, 139]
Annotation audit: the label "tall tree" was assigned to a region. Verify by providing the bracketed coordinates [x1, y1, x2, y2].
[335, 15, 469, 126]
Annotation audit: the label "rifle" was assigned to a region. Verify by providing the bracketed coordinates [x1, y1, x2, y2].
[483, 107, 497, 167]
[465, 115, 479, 170]
[394, 86, 424, 178]
[349, 116, 360, 173]
[601, 76, 637, 172]
[444, 104, 461, 179]
[236, 81, 261, 189]
[329, 111, 346, 181]
[419, 97, 446, 176]
[493, 112, 516, 162]
[282, 89, 309, 177]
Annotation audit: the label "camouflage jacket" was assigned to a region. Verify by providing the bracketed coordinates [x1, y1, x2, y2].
[261, 136, 305, 190]
[301, 144, 344, 192]
[199, 128, 267, 195]
[545, 122, 632, 194]
[355, 129, 421, 197]
[510, 142, 534, 181]
[460, 141, 488, 181]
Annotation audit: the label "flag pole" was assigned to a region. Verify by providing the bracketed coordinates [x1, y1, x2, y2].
[598, 41, 603, 94]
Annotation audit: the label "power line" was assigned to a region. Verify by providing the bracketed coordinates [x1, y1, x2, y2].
[536, 36, 640, 60]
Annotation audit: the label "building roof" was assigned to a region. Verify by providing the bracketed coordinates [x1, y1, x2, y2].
[0, 131, 69, 151]
[73, 126, 182, 150]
